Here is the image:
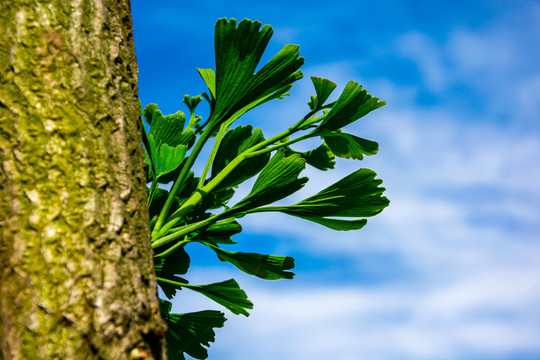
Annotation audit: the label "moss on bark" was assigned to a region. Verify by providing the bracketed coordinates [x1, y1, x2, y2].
[0, 1, 166, 358]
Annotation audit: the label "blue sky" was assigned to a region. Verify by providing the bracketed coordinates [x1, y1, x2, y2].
[131, 1, 540, 359]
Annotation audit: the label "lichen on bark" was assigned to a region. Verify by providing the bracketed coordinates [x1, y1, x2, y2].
[0, 1, 166, 359]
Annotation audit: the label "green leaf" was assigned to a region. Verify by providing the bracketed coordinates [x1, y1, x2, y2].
[148, 134, 187, 182]
[211, 125, 270, 189]
[165, 310, 226, 360]
[207, 18, 304, 130]
[148, 108, 187, 148]
[233, 149, 307, 211]
[252, 168, 389, 230]
[143, 103, 159, 125]
[155, 247, 190, 276]
[286, 143, 335, 171]
[177, 127, 197, 149]
[159, 298, 172, 315]
[308, 76, 337, 110]
[205, 242, 295, 280]
[182, 279, 253, 316]
[155, 246, 191, 299]
[197, 69, 216, 99]
[323, 131, 379, 160]
[317, 81, 385, 131]
[289, 215, 368, 231]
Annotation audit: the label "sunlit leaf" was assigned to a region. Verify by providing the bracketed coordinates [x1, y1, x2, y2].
[249, 168, 389, 230]
[165, 310, 226, 360]
[308, 76, 337, 110]
[148, 134, 187, 181]
[286, 143, 335, 171]
[183, 279, 253, 316]
[204, 242, 295, 280]
[317, 81, 385, 131]
[323, 131, 379, 160]
[233, 149, 307, 211]
[211, 125, 270, 189]
[197, 69, 216, 99]
[143, 103, 159, 125]
[206, 18, 304, 130]
[148, 108, 187, 148]
[288, 215, 368, 231]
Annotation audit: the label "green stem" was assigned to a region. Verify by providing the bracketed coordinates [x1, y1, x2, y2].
[156, 277, 206, 292]
[148, 178, 159, 204]
[154, 236, 189, 258]
[152, 126, 212, 236]
[197, 123, 228, 189]
[152, 208, 234, 249]
[156, 277, 186, 287]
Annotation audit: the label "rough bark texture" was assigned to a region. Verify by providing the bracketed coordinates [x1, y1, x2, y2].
[0, 1, 167, 359]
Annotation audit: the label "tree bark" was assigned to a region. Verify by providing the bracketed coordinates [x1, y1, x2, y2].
[0, 1, 166, 359]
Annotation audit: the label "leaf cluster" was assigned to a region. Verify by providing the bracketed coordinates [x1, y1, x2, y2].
[142, 18, 389, 359]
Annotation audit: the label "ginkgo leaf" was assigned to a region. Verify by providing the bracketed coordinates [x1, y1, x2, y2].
[317, 81, 385, 131]
[308, 76, 337, 110]
[288, 215, 368, 231]
[248, 168, 389, 229]
[323, 131, 379, 160]
[197, 68, 216, 99]
[148, 135, 187, 181]
[286, 143, 335, 171]
[233, 149, 307, 211]
[204, 242, 295, 280]
[206, 18, 304, 131]
[142, 103, 159, 125]
[165, 310, 226, 360]
[211, 125, 270, 189]
[155, 247, 190, 276]
[182, 279, 253, 316]
[148, 108, 187, 148]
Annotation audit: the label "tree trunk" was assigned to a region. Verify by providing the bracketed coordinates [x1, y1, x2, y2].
[0, 1, 166, 359]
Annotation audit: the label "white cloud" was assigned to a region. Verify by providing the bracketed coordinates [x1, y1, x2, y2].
[204, 267, 540, 360]
[396, 32, 448, 92]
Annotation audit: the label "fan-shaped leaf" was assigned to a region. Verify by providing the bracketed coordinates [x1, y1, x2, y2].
[211, 125, 270, 189]
[205, 242, 295, 280]
[323, 131, 378, 160]
[143, 103, 159, 125]
[308, 76, 337, 110]
[148, 134, 187, 181]
[286, 143, 335, 171]
[165, 310, 226, 360]
[233, 149, 307, 211]
[207, 18, 304, 130]
[250, 169, 389, 230]
[182, 279, 253, 316]
[148, 108, 187, 148]
[317, 81, 385, 131]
